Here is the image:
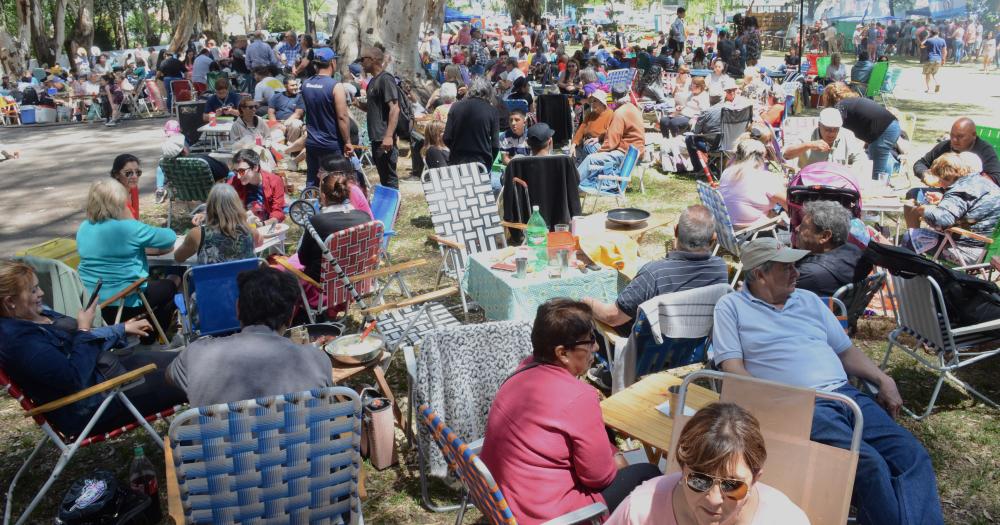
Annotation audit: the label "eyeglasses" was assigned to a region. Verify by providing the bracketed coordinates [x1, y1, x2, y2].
[121, 170, 142, 178]
[567, 338, 598, 351]
[234, 167, 255, 175]
[684, 472, 750, 500]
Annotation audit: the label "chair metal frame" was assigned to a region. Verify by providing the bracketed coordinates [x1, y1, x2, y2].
[418, 404, 608, 525]
[882, 274, 1000, 419]
[2, 364, 178, 525]
[879, 67, 903, 106]
[177, 258, 264, 345]
[165, 387, 363, 524]
[833, 272, 887, 335]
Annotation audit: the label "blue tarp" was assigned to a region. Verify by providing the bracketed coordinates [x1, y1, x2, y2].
[445, 7, 474, 22]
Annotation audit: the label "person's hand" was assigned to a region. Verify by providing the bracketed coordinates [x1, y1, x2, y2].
[924, 192, 942, 205]
[343, 143, 356, 157]
[876, 376, 904, 418]
[810, 139, 832, 153]
[77, 300, 97, 331]
[380, 137, 393, 153]
[191, 212, 207, 226]
[585, 137, 599, 146]
[124, 317, 153, 337]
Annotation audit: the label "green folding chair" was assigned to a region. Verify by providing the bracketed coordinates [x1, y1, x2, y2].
[159, 157, 215, 228]
[975, 126, 1000, 157]
[865, 61, 889, 99]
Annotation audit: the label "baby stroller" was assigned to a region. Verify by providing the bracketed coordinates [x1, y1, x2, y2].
[786, 161, 862, 246]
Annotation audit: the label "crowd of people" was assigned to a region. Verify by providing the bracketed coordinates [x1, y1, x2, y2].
[3, 9, 1000, 524]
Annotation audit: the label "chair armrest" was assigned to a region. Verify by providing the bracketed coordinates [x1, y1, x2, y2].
[98, 277, 147, 309]
[274, 256, 322, 289]
[946, 227, 993, 244]
[361, 286, 459, 316]
[950, 318, 1000, 337]
[428, 234, 463, 251]
[164, 437, 185, 522]
[541, 502, 609, 525]
[953, 263, 991, 272]
[25, 364, 158, 417]
[349, 258, 429, 283]
[734, 215, 782, 237]
[596, 175, 628, 181]
[467, 437, 484, 455]
[404, 345, 417, 383]
[500, 221, 527, 230]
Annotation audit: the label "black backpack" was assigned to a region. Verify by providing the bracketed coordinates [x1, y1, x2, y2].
[375, 72, 413, 138]
[21, 86, 39, 106]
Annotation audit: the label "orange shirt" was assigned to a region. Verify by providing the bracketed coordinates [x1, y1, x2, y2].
[600, 102, 645, 157]
[572, 108, 614, 146]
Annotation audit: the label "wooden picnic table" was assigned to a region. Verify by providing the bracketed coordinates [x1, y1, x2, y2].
[601, 367, 719, 464]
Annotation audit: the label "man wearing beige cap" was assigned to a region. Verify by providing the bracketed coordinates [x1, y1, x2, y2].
[712, 237, 944, 525]
[783, 107, 865, 169]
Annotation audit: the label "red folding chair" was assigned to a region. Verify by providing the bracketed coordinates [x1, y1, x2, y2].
[170, 79, 193, 104]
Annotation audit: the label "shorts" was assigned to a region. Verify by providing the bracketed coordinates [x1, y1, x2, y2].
[922, 61, 941, 75]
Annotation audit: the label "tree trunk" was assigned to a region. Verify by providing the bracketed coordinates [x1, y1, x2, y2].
[376, 0, 425, 79]
[332, 0, 377, 75]
[508, 0, 542, 25]
[69, 0, 95, 73]
[0, 29, 28, 78]
[202, 0, 223, 40]
[423, 0, 445, 37]
[168, 0, 199, 53]
[28, 0, 68, 68]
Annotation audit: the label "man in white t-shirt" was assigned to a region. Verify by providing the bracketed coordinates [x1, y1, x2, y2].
[501, 57, 525, 92]
[252, 66, 284, 109]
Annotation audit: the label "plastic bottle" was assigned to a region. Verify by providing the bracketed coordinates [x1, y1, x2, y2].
[128, 446, 162, 521]
[525, 205, 549, 272]
[209, 111, 217, 126]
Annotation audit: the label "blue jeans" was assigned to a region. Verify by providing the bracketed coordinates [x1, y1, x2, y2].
[811, 385, 944, 525]
[868, 120, 901, 181]
[162, 75, 183, 111]
[953, 41, 964, 63]
[578, 150, 625, 190]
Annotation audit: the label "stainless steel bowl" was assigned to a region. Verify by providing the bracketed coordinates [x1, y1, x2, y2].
[607, 208, 651, 226]
[323, 333, 385, 366]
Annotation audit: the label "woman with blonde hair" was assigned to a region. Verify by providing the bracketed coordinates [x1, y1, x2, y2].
[717, 137, 788, 227]
[76, 179, 178, 342]
[422, 119, 450, 169]
[606, 403, 808, 525]
[173, 184, 260, 265]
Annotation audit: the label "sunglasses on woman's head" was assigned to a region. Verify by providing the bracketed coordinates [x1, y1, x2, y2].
[684, 471, 750, 500]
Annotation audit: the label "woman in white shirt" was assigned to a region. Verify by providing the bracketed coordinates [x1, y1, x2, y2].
[706, 58, 727, 103]
[825, 53, 848, 83]
[717, 137, 787, 228]
[660, 77, 709, 137]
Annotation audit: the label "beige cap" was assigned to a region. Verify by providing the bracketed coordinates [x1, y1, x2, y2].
[588, 89, 609, 105]
[740, 237, 810, 272]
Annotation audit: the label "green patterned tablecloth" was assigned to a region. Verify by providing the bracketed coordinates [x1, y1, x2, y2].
[462, 250, 623, 321]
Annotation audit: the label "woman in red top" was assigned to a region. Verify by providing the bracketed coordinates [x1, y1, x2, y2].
[479, 299, 661, 523]
[110, 153, 141, 219]
[227, 148, 286, 225]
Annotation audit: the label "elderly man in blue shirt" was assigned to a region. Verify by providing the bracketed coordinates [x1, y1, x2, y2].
[713, 237, 944, 525]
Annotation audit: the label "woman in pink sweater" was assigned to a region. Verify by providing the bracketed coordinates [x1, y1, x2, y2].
[479, 299, 661, 524]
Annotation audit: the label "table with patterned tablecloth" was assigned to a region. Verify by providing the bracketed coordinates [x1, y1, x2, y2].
[462, 248, 624, 321]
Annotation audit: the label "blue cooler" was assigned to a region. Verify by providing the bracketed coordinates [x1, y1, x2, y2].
[19, 105, 36, 124]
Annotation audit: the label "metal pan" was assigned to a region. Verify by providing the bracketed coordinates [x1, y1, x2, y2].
[323, 333, 385, 366]
[607, 208, 651, 226]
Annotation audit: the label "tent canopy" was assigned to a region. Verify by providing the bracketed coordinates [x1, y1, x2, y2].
[445, 7, 475, 23]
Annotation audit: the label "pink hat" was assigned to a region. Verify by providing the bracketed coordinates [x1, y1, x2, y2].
[163, 119, 181, 136]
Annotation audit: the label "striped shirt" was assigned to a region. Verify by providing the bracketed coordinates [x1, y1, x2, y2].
[615, 251, 729, 320]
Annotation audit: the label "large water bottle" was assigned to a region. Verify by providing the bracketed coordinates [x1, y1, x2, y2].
[525, 205, 549, 272]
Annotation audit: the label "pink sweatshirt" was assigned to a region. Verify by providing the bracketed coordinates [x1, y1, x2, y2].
[480, 359, 617, 524]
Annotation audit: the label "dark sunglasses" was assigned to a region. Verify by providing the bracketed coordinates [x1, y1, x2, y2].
[567, 338, 598, 350]
[234, 167, 255, 175]
[684, 472, 750, 500]
[120, 169, 142, 178]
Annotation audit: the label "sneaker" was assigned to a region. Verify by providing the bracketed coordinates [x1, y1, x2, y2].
[154, 187, 167, 203]
[104, 119, 117, 127]
[587, 362, 612, 392]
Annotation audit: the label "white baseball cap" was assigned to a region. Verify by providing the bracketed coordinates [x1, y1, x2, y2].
[819, 107, 843, 128]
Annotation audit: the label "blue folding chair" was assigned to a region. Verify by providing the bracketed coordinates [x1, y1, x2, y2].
[176, 258, 263, 344]
[370, 185, 401, 252]
[503, 98, 529, 113]
[579, 145, 640, 212]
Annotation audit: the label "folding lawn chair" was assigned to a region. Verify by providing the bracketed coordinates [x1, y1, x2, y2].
[668, 370, 863, 525]
[165, 387, 363, 524]
[706, 106, 754, 176]
[159, 157, 215, 228]
[833, 272, 887, 335]
[976, 125, 1000, 156]
[927, 221, 1000, 269]
[3, 365, 179, 525]
[0, 96, 21, 126]
[579, 145, 642, 212]
[421, 163, 506, 313]
[418, 404, 608, 525]
[601, 283, 733, 393]
[370, 185, 410, 295]
[883, 274, 1000, 419]
[696, 180, 784, 285]
[175, 258, 263, 345]
[404, 321, 532, 512]
[880, 67, 902, 106]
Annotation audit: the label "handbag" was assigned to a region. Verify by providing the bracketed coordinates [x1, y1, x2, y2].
[359, 386, 397, 470]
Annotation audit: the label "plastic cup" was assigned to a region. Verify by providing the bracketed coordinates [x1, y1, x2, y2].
[557, 249, 570, 272]
[668, 385, 682, 419]
[547, 257, 563, 279]
[515, 256, 528, 278]
[554, 224, 570, 232]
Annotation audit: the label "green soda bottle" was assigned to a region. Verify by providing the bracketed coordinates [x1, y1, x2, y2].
[525, 206, 549, 272]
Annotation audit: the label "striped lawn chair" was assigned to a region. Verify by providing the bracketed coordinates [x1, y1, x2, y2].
[165, 387, 363, 524]
[159, 157, 215, 228]
[418, 404, 607, 524]
[579, 145, 642, 211]
[696, 181, 783, 286]
[2, 364, 179, 525]
[883, 274, 1000, 419]
[421, 163, 506, 313]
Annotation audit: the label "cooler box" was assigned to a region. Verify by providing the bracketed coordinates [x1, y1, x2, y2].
[35, 106, 57, 123]
[19, 105, 36, 124]
[56, 105, 72, 122]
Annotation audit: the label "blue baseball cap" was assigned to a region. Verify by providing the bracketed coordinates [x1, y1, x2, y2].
[313, 47, 337, 62]
[348, 63, 362, 76]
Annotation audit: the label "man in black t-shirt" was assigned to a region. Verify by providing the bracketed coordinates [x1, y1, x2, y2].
[158, 53, 186, 111]
[355, 46, 400, 188]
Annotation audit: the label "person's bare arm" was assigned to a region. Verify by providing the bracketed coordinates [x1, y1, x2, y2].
[582, 297, 632, 327]
[333, 84, 353, 155]
[837, 345, 903, 417]
[173, 228, 200, 262]
[782, 139, 828, 160]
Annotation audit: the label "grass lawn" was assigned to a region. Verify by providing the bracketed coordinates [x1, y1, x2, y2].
[2, 56, 999, 524]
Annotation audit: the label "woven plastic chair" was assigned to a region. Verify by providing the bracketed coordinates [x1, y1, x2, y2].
[696, 181, 782, 285]
[418, 404, 607, 525]
[833, 272, 887, 335]
[159, 157, 215, 228]
[2, 365, 179, 525]
[165, 387, 363, 524]
[579, 145, 642, 212]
